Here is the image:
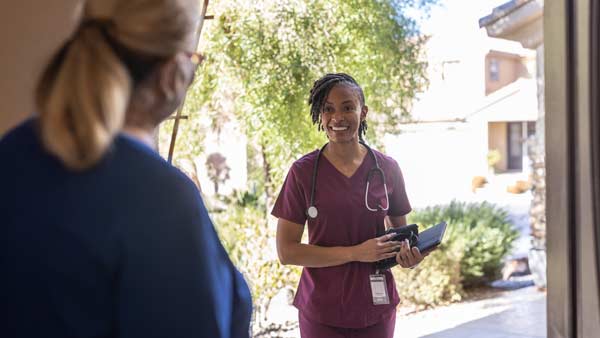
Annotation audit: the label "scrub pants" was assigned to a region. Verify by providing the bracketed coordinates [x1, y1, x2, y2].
[298, 311, 396, 338]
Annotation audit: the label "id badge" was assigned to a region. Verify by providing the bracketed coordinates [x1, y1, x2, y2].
[369, 274, 390, 305]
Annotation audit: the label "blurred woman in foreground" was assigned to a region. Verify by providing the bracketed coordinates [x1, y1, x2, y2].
[0, 1, 251, 337]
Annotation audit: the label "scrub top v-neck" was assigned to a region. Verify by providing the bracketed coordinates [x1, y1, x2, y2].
[272, 147, 411, 328]
[320, 150, 368, 180]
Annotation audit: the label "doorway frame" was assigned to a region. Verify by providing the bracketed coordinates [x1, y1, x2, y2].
[546, 1, 600, 337]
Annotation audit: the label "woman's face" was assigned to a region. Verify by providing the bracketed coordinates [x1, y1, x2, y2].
[321, 84, 367, 144]
[153, 52, 198, 121]
[127, 52, 198, 129]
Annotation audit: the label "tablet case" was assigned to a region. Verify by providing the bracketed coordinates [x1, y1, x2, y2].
[415, 221, 447, 253]
[374, 221, 447, 271]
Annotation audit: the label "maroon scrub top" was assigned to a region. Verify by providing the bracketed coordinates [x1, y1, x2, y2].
[271, 146, 412, 329]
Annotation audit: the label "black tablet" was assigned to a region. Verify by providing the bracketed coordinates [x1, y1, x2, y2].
[415, 221, 447, 253]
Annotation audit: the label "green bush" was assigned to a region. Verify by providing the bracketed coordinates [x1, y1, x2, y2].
[487, 149, 502, 170]
[392, 244, 463, 308]
[408, 200, 519, 287]
[393, 201, 518, 307]
[211, 200, 301, 327]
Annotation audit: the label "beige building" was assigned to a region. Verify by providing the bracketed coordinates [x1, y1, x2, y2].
[485, 50, 531, 95]
[482, 26, 538, 173]
[479, 0, 545, 156]
[479, 77, 538, 173]
[382, 1, 540, 215]
[480, 0, 546, 290]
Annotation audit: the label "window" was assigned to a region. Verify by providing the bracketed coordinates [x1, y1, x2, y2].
[507, 122, 523, 170]
[527, 121, 536, 138]
[489, 58, 500, 81]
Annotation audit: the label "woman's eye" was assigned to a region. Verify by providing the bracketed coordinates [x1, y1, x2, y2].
[324, 107, 334, 113]
[344, 106, 354, 112]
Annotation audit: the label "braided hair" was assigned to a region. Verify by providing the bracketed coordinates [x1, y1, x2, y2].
[308, 73, 368, 141]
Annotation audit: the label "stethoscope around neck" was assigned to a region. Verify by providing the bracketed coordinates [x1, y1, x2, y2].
[306, 141, 390, 219]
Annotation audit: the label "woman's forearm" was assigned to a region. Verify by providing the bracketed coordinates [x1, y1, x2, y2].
[278, 242, 356, 268]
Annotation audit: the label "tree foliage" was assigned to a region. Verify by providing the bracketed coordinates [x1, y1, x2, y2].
[212, 200, 301, 332]
[187, 0, 434, 195]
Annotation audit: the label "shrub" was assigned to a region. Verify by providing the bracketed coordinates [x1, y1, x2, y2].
[392, 243, 463, 308]
[394, 201, 518, 307]
[211, 200, 301, 329]
[487, 149, 502, 170]
[408, 200, 519, 287]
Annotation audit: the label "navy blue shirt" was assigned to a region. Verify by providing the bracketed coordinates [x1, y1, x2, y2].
[0, 120, 252, 338]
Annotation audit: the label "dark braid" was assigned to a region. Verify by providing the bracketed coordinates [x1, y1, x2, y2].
[308, 73, 368, 141]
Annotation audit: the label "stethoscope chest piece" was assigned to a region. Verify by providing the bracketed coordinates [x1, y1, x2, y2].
[307, 206, 318, 219]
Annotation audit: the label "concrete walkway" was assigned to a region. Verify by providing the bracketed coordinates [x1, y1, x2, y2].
[394, 286, 546, 338]
[261, 284, 546, 337]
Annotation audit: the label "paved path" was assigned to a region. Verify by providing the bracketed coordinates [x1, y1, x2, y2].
[394, 286, 546, 338]
[262, 285, 546, 337]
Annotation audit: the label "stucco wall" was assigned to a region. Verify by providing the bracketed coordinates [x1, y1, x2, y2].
[0, 1, 83, 136]
[485, 51, 530, 95]
[384, 120, 489, 208]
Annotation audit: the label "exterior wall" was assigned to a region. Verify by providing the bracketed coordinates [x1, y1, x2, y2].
[535, 45, 545, 147]
[0, 0, 84, 136]
[485, 50, 531, 95]
[384, 120, 488, 208]
[530, 43, 546, 249]
[488, 121, 508, 171]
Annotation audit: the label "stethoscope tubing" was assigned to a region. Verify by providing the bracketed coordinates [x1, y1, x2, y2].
[307, 141, 390, 219]
[365, 169, 389, 212]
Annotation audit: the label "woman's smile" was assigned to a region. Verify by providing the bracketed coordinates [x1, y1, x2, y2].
[329, 125, 349, 131]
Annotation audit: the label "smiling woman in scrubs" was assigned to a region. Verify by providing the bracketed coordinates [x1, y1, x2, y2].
[272, 73, 428, 338]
